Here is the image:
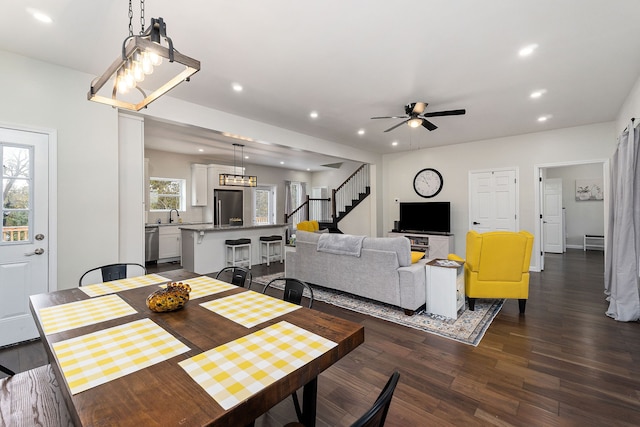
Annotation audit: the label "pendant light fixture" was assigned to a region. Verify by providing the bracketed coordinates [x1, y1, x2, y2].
[88, 0, 200, 111]
[219, 144, 257, 187]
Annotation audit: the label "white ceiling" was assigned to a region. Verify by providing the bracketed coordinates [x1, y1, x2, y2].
[2, 1, 640, 170]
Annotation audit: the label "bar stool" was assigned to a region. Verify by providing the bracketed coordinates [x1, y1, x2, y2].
[259, 235, 284, 266]
[225, 238, 252, 269]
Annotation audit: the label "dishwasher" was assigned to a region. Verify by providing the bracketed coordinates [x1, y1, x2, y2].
[145, 226, 159, 263]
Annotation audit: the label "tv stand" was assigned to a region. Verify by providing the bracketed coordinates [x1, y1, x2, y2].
[388, 231, 455, 259]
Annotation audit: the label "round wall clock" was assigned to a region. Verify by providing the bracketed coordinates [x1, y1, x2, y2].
[413, 168, 443, 198]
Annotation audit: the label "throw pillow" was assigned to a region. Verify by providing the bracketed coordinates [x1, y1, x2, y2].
[411, 251, 425, 263]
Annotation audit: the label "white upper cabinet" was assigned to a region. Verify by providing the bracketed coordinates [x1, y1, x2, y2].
[191, 164, 208, 206]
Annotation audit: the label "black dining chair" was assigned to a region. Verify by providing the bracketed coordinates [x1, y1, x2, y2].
[79, 263, 147, 286]
[284, 371, 400, 427]
[0, 363, 16, 377]
[351, 371, 400, 427]
[261, 277, 314, 309]
[215, 266, 252, 289]
[262, 277, 314, 422]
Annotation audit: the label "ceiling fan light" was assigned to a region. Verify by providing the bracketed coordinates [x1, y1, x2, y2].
[408, 118, 422, 128]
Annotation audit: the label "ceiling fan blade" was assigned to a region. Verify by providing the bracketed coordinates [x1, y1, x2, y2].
[422, 109, 466, 117]
[371, 115, 409, 120]
[421, 119, 438, 131]
[384, 119, 410, 132]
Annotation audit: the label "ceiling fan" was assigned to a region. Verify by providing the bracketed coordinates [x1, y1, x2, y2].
[371, 102, 466, 132]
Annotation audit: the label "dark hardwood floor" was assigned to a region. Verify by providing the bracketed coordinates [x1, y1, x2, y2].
[3, 251, 639, 426]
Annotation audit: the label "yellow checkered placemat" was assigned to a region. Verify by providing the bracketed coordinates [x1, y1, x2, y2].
[39, 294, 138, 335]
[200, 290, 301, 328]
[80, 274, 170, 297]
[179, 320, 337, 410]
[160, 276, 237, 300]
[53, 318, 190, 395]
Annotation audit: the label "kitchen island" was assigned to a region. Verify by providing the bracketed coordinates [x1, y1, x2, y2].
[180, 224, 287, 274]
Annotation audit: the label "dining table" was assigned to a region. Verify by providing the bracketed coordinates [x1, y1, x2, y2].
[29, 271, 364, 427]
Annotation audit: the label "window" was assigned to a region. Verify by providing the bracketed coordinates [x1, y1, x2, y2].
[290, 181, 304, 208]
[253, 185, 276, 225]
[2, 144, 32, 243]
[149, 177, 186, 211]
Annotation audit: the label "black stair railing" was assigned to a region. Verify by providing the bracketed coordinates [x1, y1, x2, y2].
[284, 163, 370, 232]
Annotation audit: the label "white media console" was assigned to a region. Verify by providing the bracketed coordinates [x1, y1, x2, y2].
[387, 231, 455, 260]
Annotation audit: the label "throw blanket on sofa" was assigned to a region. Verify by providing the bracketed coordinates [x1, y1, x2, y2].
[317, 233, 366, 257]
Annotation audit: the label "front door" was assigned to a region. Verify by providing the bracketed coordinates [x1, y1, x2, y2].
[0, 127, 49, 346]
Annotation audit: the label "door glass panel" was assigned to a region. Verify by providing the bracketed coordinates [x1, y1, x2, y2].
[2, 144, 32, 243]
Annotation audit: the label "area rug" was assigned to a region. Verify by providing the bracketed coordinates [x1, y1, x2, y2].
[253, 274, 503, 346]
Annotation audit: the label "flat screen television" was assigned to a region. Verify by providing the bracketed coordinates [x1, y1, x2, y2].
[399, 202, 450, 234]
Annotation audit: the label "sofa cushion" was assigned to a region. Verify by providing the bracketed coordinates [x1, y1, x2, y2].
[362, 236, 412, 266]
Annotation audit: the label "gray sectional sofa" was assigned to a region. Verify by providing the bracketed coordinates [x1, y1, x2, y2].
[285, 230, 426, 314]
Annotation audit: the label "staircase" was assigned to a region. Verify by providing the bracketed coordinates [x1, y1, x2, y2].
[285, 164, 370, 233]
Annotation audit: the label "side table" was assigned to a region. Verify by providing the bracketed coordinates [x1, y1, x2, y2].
[426, 259, 465, 319]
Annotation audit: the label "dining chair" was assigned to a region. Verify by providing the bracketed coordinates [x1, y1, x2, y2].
[261, 277, 314, 309]
[215, 266, 252, 289]
[283, 371, 400, 427]
[262, 277, 314, 423]
[0, 363, 16, 377]
[78, 263, 147, 286]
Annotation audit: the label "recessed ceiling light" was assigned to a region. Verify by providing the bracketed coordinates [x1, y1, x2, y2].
[530, 89, 547, 99]
[537, 115, 551, 122]
[198, 148, 204, 152]
[306, 168, 311, 171]
[357, 129, 365, 135]
[519, 44, 538, 57]
[232, 83, 243, 92]
[391, 141, 398, 146]
[309, 111, 318, 119]
[244, 155, 249, 159]
[280, 161, 285, 165]
[27, 8, 52, 23]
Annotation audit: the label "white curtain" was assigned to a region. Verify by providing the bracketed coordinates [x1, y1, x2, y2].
[604, 120, 640, 321]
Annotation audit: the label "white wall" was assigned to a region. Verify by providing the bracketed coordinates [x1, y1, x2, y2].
[382, 121, 617, 269]
[616, 75, 640, 134]
[0, 50, 119, 290]
[546, 164, 605, 247]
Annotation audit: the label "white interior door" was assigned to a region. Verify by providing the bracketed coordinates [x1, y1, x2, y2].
[543, 178, 564, 253]
[469, 169, 518, 232]
[0, 128, 49, 346]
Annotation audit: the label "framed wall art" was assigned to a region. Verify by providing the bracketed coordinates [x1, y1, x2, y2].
[575, 178, 603, 201]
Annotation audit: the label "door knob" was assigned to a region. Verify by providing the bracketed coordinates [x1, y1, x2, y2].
[25, 248, 45, 256]
[473, 221, 480, 225]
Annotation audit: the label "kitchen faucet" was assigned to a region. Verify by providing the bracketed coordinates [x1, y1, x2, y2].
[169, 209, 180, 223]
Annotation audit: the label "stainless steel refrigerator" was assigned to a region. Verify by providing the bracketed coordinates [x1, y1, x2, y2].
[213, 189, 244, 226]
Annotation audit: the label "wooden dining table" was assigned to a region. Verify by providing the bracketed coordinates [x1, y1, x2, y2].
[29, 271, 364, 427]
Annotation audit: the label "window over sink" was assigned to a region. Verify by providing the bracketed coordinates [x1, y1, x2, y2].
[149, 177, 186, 211]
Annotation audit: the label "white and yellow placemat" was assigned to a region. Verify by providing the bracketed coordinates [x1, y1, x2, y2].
[160, 276, 237, 300]
[179, 320, 337, 410]
[80, 274, 170, 297]
[39, 294, 137, 335]
[53, 318, 190, 395]
[199, 290, 301, 328]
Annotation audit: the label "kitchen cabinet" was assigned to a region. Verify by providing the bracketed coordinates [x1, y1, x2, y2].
[159, 225, 181, 261]
[191, 164, 208, 206]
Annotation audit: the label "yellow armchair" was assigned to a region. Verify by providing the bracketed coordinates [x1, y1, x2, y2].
[461, 230, 534, 314]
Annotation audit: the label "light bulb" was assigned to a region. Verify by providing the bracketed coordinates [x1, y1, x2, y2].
[408, 118, 422, 128]
[149, 51, 163, 66]
[141, 52, 154, 74]
[124, 68, 136, 89]
[116, 74, 129, 94]
[131, 54, 145, 82]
